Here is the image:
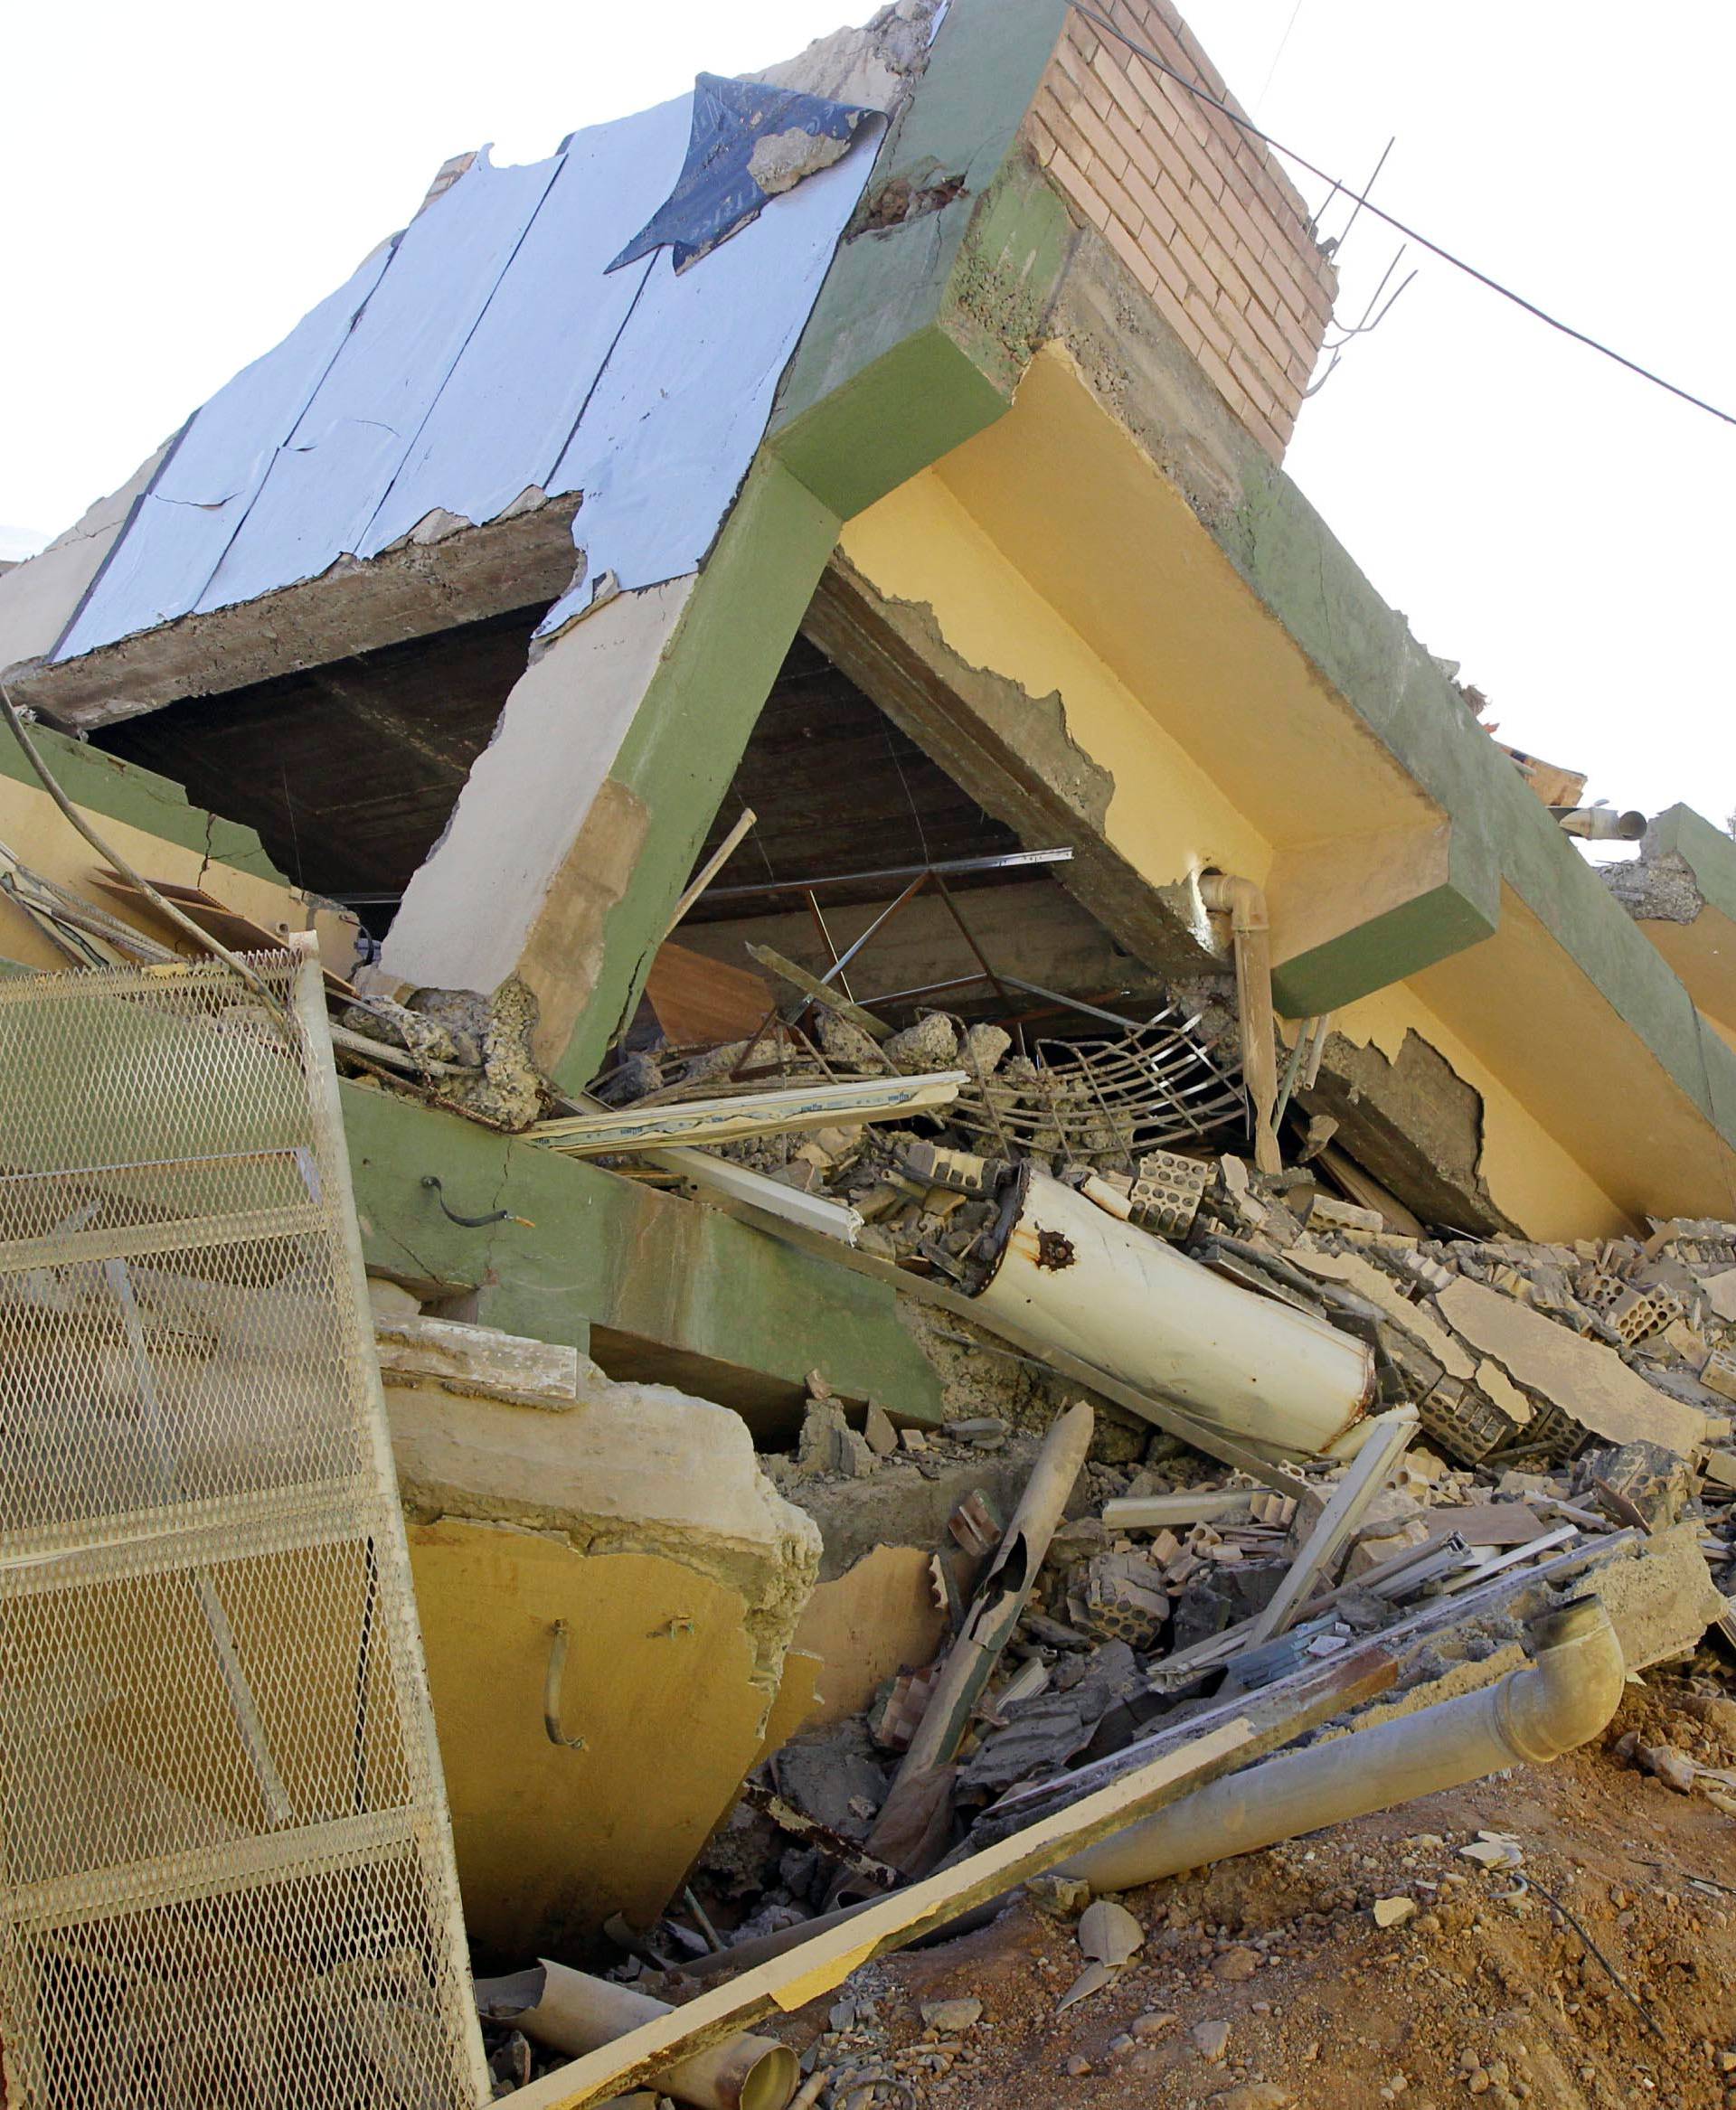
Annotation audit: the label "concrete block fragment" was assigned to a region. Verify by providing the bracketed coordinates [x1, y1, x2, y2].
[837, 1428, 879, 1477]
[1575, 1439, 1694, 1529]
[960, 1022, 1012, 1077]
[374, 1314, 580, 1409]
[1698, 1268, 1736, 1323]
[1604, 1283, 1684, 1346]
[884, 1013, 958, 1074]
[1435, 1278, 1709, 1454]
[1305, 1194, 1383, 1237]
[1127, 1149, 1210, 1239]
[1701, 1349, 1736, 1405]
[1080, 1550, 1170, 1649]
[901, 1140, 999, 1195]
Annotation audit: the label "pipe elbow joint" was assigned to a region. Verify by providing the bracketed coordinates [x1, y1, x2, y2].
[1494, 1596, 1625, 1767]
[1199, 871, 1268, 934]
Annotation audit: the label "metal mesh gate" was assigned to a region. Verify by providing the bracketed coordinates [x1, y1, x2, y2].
[0, 947, 487, 2106]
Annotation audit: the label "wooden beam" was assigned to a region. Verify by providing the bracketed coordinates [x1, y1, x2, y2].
[747, 943, 893, 1041]
[1242, 1408, 1417, 1649]
[662, 807, 757, 941]
[1101, 1490, 1254, 1531]
[976, 1638, 1398, 1840]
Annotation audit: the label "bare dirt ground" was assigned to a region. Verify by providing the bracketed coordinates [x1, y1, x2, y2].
[772, 1677, 1736, 2110]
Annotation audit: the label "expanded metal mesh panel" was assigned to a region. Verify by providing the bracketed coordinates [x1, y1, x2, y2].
[0, 951, 486, 2108]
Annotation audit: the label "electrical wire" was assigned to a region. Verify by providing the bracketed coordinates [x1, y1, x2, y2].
[1066, 0, 1736, 429]
[1252, 0, 1305, 113]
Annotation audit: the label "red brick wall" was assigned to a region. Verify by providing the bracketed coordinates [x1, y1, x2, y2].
[1026, 0, 1337, 459]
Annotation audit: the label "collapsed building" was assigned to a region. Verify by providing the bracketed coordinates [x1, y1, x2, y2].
[1, 1, 1733, 2105]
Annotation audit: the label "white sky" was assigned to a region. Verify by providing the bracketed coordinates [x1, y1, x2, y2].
[5, 0, 1733, 834]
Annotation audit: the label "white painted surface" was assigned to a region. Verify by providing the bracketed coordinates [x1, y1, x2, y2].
[974, 1169, 1375, 1458]
[50, 89, 878, 663]
[381, 577, 693, 994]
[0, 445, 169, 673]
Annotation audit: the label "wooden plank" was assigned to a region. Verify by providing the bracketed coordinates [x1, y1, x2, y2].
[529, 1072, 967, 1155]
[1240, 1409, 1417, 1649]
[1102, 1490, 1253, 1531]
[90, 872, 358, 998]
[661, 807, 757, 941]
[511, 1654, 1373, 2110]
[746, 943, 892, 1041]
[706, 1198, 1313, 1502]
[977, 1637, 1397, 1838]
[642, 941, 774, 1047]
[1418, 1501, 1552, 1550]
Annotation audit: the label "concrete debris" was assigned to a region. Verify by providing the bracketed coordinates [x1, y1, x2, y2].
[1076, 1896, 1144, 1963]
[19, 0, 1736, 2090]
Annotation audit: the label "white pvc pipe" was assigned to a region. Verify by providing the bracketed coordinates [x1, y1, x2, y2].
[475, 1961, 797, 2110]
[1057, 1596, 1623, 1893]
[973, 1167, 1374, 1458]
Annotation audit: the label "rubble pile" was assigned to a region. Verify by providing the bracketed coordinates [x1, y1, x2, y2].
[467, 1097, 1736, 2098]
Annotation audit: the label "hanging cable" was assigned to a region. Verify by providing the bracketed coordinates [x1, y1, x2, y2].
[1065, 0, 1736, 429]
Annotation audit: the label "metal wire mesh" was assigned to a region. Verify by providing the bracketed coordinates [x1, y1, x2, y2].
[949, 1010, 1246, 1162]
[0, 949, 487, 2108]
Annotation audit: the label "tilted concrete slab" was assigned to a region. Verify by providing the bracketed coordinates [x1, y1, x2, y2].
[343, 1078, 947, 1432]
[383, 1326, 823, 1954]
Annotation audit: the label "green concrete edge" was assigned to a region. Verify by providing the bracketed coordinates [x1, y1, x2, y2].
[1647, 803, 1736, 924]
[771, 0, 1071, 519]
[2, 722, 284, 880]
[550, 457, 843, 1093]
[1226, 462, 1736, 1139]
[549, 0, 1074, 1091]
[341, 1077, 945, 1422]
[1272, 866, 1496, 1019]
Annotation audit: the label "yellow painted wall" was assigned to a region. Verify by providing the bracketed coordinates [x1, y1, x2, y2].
[410, 1520, 786, 1959]
[839, 396, 1646, 1241]
[0, 772, 357, 975]
[841, 471, 1274, 897]
[1326, 982, 1629, 1239]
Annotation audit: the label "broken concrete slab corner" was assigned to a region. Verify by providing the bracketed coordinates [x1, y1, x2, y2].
[2, 0, 1735, 2104]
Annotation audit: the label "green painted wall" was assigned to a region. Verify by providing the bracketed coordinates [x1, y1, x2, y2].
[551, 459, 842, 1093]
[772, 0, 1071, 521]
[342, 1079, 945, 1424]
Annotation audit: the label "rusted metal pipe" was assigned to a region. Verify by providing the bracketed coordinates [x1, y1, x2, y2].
[475, 1962, 798, 2110]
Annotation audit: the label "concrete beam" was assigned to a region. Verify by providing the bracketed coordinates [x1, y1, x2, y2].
[9, 497, 583, 728]
[1605, 803, 1736, 1044]
[807, 555, 1219, 984]
[342, 1078, 946, 1434]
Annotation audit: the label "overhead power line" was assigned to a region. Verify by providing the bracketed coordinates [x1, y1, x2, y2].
[1065, 0, 1736, 429]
